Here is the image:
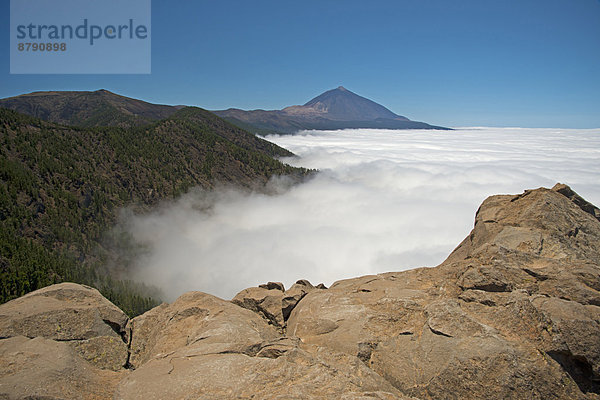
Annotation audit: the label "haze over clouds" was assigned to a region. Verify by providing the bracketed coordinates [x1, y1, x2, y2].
[122, 128, 600, 300]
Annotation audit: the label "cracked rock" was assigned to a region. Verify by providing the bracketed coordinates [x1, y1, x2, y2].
[231, 286, 285, 328]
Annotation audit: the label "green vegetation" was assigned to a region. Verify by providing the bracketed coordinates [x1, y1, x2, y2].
[0, 107, 309, 316]
[0, 89, 179, 128]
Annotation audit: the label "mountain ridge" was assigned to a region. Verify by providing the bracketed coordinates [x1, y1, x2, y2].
[0, 89, 182, 128]
[0, 87, 449, 133]
[214, 86, 450, 134]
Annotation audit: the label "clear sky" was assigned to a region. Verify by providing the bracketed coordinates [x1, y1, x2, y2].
[1, 0, 599, 128]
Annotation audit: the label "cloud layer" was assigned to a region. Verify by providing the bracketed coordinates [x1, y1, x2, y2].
[121, 127, 600, 300]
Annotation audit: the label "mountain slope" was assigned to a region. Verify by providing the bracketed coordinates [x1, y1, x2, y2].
[0, 107, 308, 315]
[215, 86, 449, 134]
[0, 89, 181, 128]
[295, 86, 407, 121]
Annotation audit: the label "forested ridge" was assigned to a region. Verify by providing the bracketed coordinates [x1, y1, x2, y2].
[0, 89, 180, 128]
[0, 106, 308, 316]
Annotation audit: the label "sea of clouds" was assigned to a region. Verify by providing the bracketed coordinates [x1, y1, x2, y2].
[121, 127, 600, 300]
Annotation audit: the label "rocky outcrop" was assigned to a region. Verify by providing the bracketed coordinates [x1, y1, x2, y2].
[0, 184, 599, 399]
[282, 279, 318, 320]
[287, 184, 600, 399]
[0, 283, 130, 399]
[553, 183, 600, 222]
[0, 282, 128, 341]
[231, 279, 323, 330]
[0, 282, 130, 373]
[127, 291, 280, 368]
[120, 290, 404, 399]
[231, 286, 287, 329]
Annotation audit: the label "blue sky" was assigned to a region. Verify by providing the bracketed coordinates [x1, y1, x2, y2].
[1, 0, 599, 128]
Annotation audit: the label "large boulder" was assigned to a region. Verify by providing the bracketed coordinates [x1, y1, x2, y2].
[127, 291, 281, 368]
[287, 271, 434, 357]
[231, 279, 322, 330]
[0, 282, 128, 340]
[445, 184, 600, 265]
[0, 282, 129, 372]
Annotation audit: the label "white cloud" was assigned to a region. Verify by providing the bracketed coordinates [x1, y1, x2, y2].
[121, 127, 600, 301]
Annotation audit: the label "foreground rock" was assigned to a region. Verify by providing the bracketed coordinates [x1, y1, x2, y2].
[120, 290, 406, 399]
[0, 336, 123, 399]
[0, 283, 129, 398]
[0, 282, 128, 341]
[116, 340, 406, 399]
[0, 184, 598, 399]
[127, 291, 280, 368]
[0, 283, 129, 372]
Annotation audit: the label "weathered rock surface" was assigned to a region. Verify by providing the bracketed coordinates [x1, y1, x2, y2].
[0, 282, 130, 398]
[0, 282, 128, 341]
[0, 184, 599, 399]
[116, 341, 408, 399]
[72, 335, 129, 371]
[231, 286, 286, 329]
[0, 282, 130, 374]
[553, 183, 600, 222]
[127, 291, 280, 368]
[0, 335, 123, 400]
[120, 290, 407, 399]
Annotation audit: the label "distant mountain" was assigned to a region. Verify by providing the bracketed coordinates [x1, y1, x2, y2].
[214, 86, 449, 134]
[286, 86, 407, 121]
[0, 89, 182, 128]
[0, 107, 308, 316]
[0, 88, 449, 133]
